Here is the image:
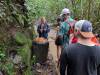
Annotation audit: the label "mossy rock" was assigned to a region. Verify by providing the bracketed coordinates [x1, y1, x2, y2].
[27, 39, 32, 48]
[14, 32, 28, 45]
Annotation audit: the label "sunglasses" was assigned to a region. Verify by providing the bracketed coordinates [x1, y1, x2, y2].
[63, 13, 70, 16]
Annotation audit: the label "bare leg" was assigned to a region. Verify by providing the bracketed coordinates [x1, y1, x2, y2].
[57, 46, 60, 61]
[57, 45, 62, 67]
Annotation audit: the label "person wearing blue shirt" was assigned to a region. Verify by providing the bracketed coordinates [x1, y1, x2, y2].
[37, 17, 50, 39]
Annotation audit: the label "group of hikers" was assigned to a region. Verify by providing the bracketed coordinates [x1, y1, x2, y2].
[36, 8, 100, 75]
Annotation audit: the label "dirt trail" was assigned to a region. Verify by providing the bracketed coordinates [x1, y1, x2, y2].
[48, 28, 57, 62]
[48, 28, 60, 75]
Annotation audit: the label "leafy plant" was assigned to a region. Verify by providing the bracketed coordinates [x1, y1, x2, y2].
[0, 60, 15, 75]
[0, 43, 6, 62]
[0, 51, 5, 62]
[3, 61, 14, 75]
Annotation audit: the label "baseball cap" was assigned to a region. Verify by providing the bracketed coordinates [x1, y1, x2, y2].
[60, 8, 70, 16]
[75, 20, 94, 38]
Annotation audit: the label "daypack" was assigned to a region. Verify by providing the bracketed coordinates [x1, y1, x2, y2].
[65, 20, 77, 44]
[58, 18, 77, 44]
[66, 20, 76, 34]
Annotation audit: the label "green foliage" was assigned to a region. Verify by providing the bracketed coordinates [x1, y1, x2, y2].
[3, 61, 14, 75]
[66, 0, 100, 33]
[0, 51, 5, 61]
[0, 43, 14, 75]
[0, 0, 26, 27]
[0, 60, 14, 75]
[0, 43, 6, 62]
[17, 44, 32, 75]
[26, 0, 100, 33]
[0, 0, 33, 75]
[25, 0, 67, 22]
[17, 45, 29, 63]
[15, 32, 32, 75]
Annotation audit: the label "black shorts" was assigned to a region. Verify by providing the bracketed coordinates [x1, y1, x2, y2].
[55, 36, 63, 46]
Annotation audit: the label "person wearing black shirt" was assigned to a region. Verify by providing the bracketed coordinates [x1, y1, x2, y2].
[60, 20, 100, 75]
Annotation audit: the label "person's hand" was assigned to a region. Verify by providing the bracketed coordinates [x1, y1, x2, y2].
[44, 29, 46, 31]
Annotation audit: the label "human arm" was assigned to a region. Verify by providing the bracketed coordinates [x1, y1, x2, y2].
[37, 25, 43, 33]
[44, 24, 50, 33]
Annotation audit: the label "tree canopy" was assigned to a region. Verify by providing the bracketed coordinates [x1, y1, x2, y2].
[25, 0, 100, 33]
